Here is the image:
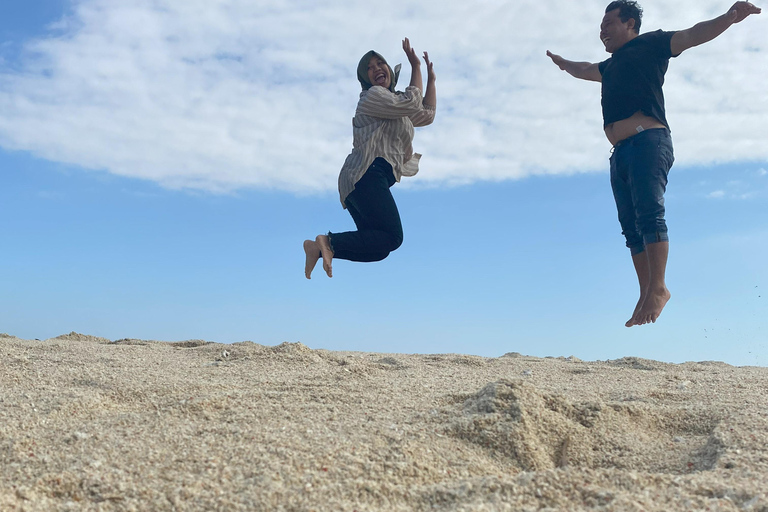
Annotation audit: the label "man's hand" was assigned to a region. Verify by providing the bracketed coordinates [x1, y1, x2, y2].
[546, 50, 602, 82]
[546, 50, 568, 71]
[672, 2, 761, 54]
[727, 1, 761, 23]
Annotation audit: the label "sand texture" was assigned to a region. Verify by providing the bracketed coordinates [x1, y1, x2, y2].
[1, 332, 767, 511]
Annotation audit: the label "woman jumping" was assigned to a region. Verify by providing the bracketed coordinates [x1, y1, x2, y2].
[303, 37, 437, 279]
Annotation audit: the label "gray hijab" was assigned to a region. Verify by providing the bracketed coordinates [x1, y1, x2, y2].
[356, 50, 401, 93]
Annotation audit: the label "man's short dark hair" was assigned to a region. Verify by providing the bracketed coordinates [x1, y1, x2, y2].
[606, 0, 643, 33]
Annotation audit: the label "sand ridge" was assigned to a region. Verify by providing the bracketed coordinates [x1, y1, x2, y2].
[1, 332, 767, 511]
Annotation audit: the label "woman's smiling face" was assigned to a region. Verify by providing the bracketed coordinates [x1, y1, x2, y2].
[367, 57, 391, 89]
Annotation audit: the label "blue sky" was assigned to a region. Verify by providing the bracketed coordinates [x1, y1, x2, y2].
[1, 0, 766, 366]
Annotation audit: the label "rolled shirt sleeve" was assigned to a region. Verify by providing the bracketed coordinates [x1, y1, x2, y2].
[356, 85, 425, 119]
[409, 104, 436, 127]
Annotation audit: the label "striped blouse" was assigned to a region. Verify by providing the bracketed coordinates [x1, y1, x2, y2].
[337, 85, 436, 207]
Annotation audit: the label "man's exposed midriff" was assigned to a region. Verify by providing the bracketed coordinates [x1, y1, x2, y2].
[604, 110, 667, 146]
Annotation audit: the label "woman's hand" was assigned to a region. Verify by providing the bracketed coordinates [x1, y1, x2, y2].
[402, 38, 421, 69]
[423, 51, 436, 83]
[422, 51, 436, 110]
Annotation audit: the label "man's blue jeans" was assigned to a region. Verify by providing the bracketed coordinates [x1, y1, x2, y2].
[329, 158, 403, 262]
[610, 128, 675, 256]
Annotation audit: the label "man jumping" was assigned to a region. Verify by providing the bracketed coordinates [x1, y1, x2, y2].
[547, 1, 761, 327]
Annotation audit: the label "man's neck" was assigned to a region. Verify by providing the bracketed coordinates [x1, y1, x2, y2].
[616, 32, 640, 51]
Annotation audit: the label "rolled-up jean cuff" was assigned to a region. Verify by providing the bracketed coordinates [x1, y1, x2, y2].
[326, 231, 335, 254]
[629, 244, 646, 256]
[642, 231, 668, 247]
[630, 232, 669, 255]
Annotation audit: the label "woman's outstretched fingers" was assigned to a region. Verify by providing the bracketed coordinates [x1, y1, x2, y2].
[423, 51, 435, 81]
[402, 37, 420, 67]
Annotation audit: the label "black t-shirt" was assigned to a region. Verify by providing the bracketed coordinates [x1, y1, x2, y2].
[598, 30, 678, 128]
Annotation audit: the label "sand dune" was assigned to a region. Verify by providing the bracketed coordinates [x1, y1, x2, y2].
[1, 332, 767, 511]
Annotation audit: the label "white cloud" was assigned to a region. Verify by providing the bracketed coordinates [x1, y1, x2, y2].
[0, 0, 766, 194]
[707, 190, 726, 199]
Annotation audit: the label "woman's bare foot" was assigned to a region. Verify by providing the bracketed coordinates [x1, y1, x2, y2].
[303, 235, 333, 279]
[303, 239, 321, 279]
[316, 235, 333, 278]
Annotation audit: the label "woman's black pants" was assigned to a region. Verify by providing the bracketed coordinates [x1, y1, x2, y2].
[329, 158, 403, 262]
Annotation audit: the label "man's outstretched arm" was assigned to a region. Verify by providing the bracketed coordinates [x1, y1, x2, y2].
[546, 51, 602, 82]
[671, 1, 761, 55]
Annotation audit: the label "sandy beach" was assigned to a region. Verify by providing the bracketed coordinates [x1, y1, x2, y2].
[1, 332, 767, 511]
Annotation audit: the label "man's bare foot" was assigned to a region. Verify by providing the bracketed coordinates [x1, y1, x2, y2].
[625, 294, 647, 327]
[303, 239, 321, 279]
[626, 287, 671, 327]
[316, 235, 333, 278]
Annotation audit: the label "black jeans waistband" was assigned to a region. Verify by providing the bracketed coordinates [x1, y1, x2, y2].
[613, 127, 670, 150]
[613, 128, 669, 149]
